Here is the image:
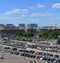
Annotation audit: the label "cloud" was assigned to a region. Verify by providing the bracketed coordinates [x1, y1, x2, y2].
[36, 3, 45, 8]
[29, 3, 45, 10]
[29, 7, 35, 9]
[52, 3, 60, 8]
[0, 9, 28, 20]
[5, 9, 28, 15]
[30, 13, 54, 17]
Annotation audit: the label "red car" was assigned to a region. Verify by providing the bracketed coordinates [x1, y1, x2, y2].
[0, 56, 4, 59]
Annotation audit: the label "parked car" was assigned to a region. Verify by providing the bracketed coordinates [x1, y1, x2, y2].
[12, 48, 17, 51]
[47, 58, 55, 62]
[53, 59, 60, 63]
[0, 55, 4, 59]
[13, 51, 19, 55]
[40, 56, 48, 61]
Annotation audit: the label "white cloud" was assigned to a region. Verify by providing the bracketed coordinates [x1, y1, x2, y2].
[52, 3, 60, 8]
[30, 13, 54, 17]
[29, 7, 35, 9]
[29, 3, 45, 10]
[5, 9, 28, 15]
[36, 3, 45, 8]
[0, 9, 28, 20]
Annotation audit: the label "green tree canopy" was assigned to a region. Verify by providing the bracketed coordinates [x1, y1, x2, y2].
[16, 32, 23, 37]
[42, 31, 49, 38]
[23, 32, 34, 37]
[49, 31, 58, 38]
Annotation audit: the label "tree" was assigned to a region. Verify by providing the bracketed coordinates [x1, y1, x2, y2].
[58, 32, 60, 35]
[42, 31, 49, 38]
[1, 34, 6, 38]
[38, 34, 42, 38]
[16, 32, 23, 37]
[49, 31, 58, 38]
[23, 32, 34, 37]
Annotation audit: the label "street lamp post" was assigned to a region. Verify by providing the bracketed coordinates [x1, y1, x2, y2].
[46, 42, 49, 63]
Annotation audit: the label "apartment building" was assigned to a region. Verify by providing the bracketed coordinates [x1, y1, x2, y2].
[19, 24, 25, 29]
[25, 24, 38, 33]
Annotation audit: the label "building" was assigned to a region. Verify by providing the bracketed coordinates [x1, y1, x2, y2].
[19, 24, 25, 30]
[0, 24, 5, 30]
[25, 24, 38, 33]
[0, 24, 60, 38]
[6, 24, 14, 27]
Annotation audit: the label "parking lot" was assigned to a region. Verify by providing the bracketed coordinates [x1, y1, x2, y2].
[0, 44, 60, 63]
[0, 53, 47, 63]
[0, 38, 60, 63]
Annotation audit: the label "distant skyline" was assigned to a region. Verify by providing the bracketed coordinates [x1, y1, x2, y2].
[0, 0, 60, 26]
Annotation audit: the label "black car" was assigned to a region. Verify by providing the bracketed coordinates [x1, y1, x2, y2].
[12, 48, 17, 51]
[47, 58, 55, 62]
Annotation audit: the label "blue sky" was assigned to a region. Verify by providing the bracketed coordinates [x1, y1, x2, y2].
[0, 0, 60, 26]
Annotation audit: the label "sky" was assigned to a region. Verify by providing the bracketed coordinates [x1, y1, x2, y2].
[0, 0, 60, 26]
